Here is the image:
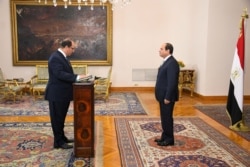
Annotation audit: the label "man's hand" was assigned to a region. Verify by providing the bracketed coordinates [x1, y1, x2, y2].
[79, 74, 92, 79]
[77, 74, 92, 81]
[164, 99, 170, 104]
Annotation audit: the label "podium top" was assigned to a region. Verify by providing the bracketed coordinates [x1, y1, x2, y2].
[73, 80, 94, 86]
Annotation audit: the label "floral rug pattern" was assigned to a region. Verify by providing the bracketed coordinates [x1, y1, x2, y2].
[0, 92, 147, 116]
[0, 122, 102, 167]
[115, 117, 250, 167]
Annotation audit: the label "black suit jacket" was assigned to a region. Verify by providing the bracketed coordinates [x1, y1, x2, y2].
[155, 56, 180, 102]
[45, 50, 77, 101]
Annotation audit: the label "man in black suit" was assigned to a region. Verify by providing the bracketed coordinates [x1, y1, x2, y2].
[45, 39, 87, 149]
[154, 43, 180, 146]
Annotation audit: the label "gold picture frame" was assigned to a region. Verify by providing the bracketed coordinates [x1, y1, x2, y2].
[10, 0, 113, 66]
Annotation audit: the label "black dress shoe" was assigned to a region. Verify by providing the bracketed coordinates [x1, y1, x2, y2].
[54, 143, 73, 149]
[154, 138, 164, 142]
[65, 139, 74, 143]
[157, 141, 174, 146]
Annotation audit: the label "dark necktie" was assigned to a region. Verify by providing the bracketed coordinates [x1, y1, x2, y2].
[66, 57, 71, 66]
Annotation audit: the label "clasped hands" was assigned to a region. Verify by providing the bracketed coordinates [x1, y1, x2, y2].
[164, 99, 170, 104]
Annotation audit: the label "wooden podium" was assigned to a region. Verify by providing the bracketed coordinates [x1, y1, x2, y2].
[73, 82, 94, 158]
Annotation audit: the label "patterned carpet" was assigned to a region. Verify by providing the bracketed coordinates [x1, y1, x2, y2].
[0, 121, 103, 167]
[115, 117, 250, 167]
[195, 104, 250, 141]
[0, 92, 147, 116]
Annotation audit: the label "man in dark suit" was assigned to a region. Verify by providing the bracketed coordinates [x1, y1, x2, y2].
[154, 43, 180, 146]
[45, 39, 87, 149]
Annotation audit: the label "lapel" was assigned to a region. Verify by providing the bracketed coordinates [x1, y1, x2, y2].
[57, 52, 73, 73]
[65, 57, 72, 67]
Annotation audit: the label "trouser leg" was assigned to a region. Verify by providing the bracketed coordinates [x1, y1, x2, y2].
[49, 101, 70, 146]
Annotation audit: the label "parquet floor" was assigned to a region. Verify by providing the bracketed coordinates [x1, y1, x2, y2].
[0, 90, 249, 166]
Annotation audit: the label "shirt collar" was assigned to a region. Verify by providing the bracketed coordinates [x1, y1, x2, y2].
[163, 54, 172, 62]
[58, 48, 67, 58]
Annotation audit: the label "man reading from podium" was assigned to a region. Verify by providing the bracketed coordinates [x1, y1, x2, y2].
[45, 39, 88, 149]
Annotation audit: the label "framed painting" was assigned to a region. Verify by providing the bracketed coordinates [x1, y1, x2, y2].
[10, 0, 113, 66]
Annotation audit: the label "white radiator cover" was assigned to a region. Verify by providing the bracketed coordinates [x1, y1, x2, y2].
[132, 69, 158, 81]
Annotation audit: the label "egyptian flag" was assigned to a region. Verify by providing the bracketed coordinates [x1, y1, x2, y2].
[226, 18, 245, 126]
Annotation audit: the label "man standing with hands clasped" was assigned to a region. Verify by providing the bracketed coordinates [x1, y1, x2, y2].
[154, 42, 180, 146]
[45, 39, 89, 149]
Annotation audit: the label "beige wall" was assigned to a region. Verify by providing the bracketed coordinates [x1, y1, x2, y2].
[0, 0, 250, 96]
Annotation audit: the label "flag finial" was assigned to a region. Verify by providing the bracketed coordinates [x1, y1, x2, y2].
[239, 8, 248, 30]
[241, 8, 248, 19]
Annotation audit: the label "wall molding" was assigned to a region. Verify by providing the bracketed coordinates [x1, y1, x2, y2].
[110, 87, 250, 101]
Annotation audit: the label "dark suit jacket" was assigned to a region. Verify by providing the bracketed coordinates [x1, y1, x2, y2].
[155, 56, 180, 102]
[45, 50, 77, 101]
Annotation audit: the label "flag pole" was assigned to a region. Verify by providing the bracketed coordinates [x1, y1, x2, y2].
[230, 8, 250, 132]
